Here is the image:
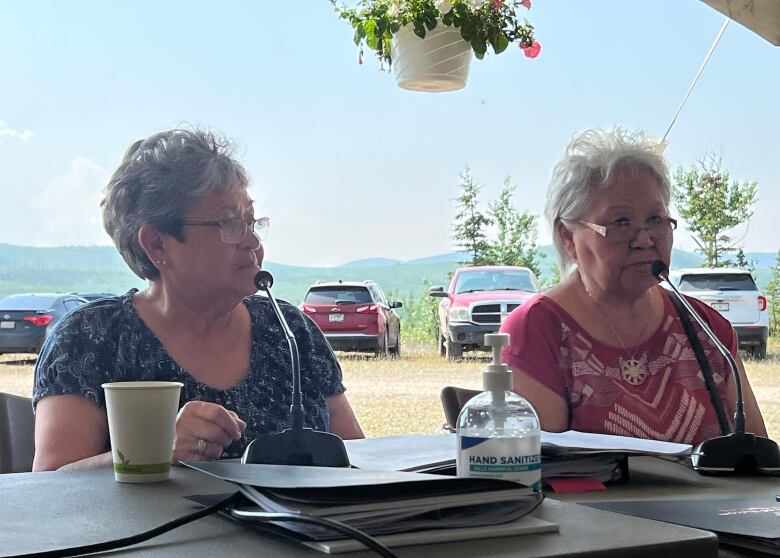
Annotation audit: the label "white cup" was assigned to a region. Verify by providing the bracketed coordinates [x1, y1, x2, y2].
[102, 381, 183, 483]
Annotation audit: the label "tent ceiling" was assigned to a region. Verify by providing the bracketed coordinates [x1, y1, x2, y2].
[701, 0, 780, 45]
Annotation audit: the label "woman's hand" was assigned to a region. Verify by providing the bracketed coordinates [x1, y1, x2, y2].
[173, 401, 246, 461]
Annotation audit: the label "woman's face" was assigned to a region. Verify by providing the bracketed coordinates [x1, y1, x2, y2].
[164, 187, 263, 301]
[562, 171, 672, 298]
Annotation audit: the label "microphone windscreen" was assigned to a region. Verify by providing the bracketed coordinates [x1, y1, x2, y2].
[254, 270, 274, 290]
[651, 260, 668, 279]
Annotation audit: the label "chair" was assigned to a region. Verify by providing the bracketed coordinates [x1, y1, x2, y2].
[0, 392, 35, 473]
[440, 386, 482, 432]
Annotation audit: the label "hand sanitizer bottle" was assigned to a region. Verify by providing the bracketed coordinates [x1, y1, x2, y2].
[455, 333, 541, 491]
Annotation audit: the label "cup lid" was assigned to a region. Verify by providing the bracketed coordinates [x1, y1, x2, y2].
[101, 381, 184, 390]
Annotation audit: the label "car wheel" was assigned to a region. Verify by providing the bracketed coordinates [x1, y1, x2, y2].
[446, 337, 463, 361]
[375, 330, 389, 359]
[751, 342, 767, 360]
[390, 328, 401, 359]
[437, 326, 446, 357]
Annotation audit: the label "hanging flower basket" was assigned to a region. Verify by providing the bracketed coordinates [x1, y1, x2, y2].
[331, 0, 541, 92]
[392, 22, 472, 92]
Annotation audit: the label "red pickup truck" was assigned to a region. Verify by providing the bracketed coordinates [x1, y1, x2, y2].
[429, 266, 542, 360]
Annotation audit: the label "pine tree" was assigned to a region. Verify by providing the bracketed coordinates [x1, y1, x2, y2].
[673, 154, 757, 267]
[485, 179, 542, 276]
[452, 167, 493, 266]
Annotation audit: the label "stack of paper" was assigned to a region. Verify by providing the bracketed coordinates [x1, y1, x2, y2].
[344, 431, 692, 483]
[184, 461, 555, 553]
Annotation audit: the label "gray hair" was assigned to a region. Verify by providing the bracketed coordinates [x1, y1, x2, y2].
[544, 127, 671, 276]
[102, 128, 249, 280]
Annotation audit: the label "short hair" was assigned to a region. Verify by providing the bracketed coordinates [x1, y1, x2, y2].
[544, 127, 671, 276]
[101, 128, 249, 280]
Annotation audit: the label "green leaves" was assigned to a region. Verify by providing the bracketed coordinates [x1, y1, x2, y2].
[673, 153, 758, 267]
[489, 32, 510, 54]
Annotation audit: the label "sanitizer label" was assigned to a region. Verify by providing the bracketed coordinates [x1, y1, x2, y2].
[457, 436, 541, 491]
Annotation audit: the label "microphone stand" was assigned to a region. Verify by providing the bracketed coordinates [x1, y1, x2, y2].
[241, 271, 350, 467]
[653, 260, 779, 474]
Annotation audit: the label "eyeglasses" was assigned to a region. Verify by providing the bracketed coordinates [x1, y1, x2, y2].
[578, 216, 677, 243]
[177, 216, 270, 245]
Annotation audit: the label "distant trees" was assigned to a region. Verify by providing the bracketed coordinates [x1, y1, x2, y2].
[451, 168, 542, 275]
[673, 154, 757, 267]
[766, 250, 780, 336]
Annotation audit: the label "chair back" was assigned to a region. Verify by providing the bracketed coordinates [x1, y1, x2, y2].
[440, 386, 482, 432]
[0, 392, 35, 473]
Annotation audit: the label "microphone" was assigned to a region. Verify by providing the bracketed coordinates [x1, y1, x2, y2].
[241, 270, 350, 467]
[652, 260, 779, 474]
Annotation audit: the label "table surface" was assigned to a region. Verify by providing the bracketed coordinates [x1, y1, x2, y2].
[0, 456, 776, 558]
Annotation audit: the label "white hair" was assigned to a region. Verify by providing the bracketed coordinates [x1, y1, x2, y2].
[544, 127, 671, 276]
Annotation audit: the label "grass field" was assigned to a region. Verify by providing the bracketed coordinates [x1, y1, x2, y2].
[2, 341, 778, 441]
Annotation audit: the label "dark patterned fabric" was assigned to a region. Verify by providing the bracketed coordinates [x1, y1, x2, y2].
[33, 289, 346, 458]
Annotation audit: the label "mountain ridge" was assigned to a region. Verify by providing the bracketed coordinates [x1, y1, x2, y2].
[0, 243, 775, 304]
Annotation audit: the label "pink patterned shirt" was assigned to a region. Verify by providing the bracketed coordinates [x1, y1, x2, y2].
[500, 289, 736, 445]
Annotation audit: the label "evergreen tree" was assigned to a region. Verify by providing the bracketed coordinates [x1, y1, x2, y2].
[485, 179, 542, 276]
[452, 167, 493, 266]
[673, 154, 757, 267]
[766, 250, 780, 336]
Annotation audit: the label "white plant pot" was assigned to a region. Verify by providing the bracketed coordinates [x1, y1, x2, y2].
[391, 23, 472, 92]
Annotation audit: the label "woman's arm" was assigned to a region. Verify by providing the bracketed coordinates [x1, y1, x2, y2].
[510, 367, 570, 432]
[33, 394, 110, 471]
[326, 393, 364, 440]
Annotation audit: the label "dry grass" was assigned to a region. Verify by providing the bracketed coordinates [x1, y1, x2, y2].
[3, 340, 778, 441]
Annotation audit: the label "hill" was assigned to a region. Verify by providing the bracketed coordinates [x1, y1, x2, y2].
[0, 243, 775, 306]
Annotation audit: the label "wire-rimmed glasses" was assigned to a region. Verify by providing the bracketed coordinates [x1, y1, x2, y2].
[578, 216, 677, 243]
[177, 216, 270, 245]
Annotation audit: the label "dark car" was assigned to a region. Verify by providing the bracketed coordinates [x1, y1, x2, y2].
[77, 292, 117, 302]
[0, 293, 88, 355]
[299, 280, 402, 357]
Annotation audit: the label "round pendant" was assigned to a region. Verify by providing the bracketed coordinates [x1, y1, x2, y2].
[621, 357, 647, 385]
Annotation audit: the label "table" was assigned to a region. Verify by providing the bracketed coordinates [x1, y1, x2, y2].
[0, 457, 771, 558]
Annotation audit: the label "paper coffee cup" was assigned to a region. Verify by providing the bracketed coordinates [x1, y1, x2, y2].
[102, 381, 183, 483]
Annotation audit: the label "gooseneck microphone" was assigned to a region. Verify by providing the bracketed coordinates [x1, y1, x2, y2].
[241, 270, 350, 467]
[652, 260, 779, 474]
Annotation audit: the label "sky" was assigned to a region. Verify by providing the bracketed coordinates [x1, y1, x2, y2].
[0, 1, 778, 267]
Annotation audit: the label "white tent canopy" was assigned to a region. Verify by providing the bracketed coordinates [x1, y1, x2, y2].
[701, 0, 780, 45]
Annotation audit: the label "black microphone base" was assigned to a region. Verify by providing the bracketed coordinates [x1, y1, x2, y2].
[241, 428, 351, 467]
[691, 432, 780, 474]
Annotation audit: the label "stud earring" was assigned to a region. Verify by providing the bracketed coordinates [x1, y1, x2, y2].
[155, 259, 167, 265]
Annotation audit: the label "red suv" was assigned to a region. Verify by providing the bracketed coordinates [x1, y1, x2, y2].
[300, 280, 402, 358]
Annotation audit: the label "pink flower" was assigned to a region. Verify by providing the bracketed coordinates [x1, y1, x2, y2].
[520, 0, 531, 9]
[522, 41, 541, 58]
[491, 0, 504, 8]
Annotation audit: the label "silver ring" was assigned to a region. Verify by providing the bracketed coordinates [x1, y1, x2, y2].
[197, 438, 208, 455]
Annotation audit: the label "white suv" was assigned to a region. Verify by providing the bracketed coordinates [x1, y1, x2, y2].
[667, 267, 769, 359]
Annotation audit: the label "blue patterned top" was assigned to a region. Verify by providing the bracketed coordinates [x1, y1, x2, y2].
[33, 290, 346, 458]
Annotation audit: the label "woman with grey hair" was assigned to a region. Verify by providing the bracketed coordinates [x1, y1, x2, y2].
[32, 128, 364, 471]
[499, 127, 766, 445]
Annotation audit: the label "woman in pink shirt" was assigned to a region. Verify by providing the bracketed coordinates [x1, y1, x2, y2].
[500, 128, 766, 445]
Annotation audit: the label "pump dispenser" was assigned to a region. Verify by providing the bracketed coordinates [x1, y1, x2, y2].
[455, 333, 541, 491]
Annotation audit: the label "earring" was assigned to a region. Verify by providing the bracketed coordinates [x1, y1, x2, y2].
[155, 259, 167, 265]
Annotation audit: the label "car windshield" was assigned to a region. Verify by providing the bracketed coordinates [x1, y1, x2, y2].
[454, 271, 538, 294]
[0, 295, 58, 311]
[304, 287, 372, 304]
[678, 274, 757, 292]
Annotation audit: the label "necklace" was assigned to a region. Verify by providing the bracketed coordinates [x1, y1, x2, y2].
[581, 279, 655, 386]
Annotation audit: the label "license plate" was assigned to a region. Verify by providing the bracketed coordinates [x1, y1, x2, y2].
[328, 313, 344, 323]
[711, 302, 729, 312]
[0, 321, 14, 329]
